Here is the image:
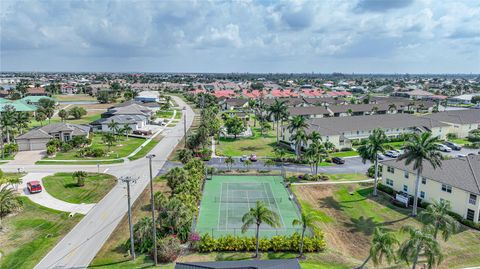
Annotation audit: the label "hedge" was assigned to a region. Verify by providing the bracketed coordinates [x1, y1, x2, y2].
[197, 233, 326, 253]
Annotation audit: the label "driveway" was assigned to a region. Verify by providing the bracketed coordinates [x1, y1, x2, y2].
[10, 150, 45, 165]
[20, 173, 95, 215]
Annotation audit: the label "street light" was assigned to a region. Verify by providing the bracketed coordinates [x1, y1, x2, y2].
[183, 106, 187, 148]
[119, 176, 138, 260]
[146, 154, 158, 265]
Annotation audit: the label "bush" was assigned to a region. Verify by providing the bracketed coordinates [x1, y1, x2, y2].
[446, 133, 457, 139]
[76, 146, 106, 157]
[464, 142, 480, 149]
[198, 233, 326, 253]
[60, 142, 73, 152]
[447, 211, 480, 230]
[340, 147, 353, 152]
[156, 236, 182, 263]
[47, 139, 62, 149]
[377, 183, 395, 196]
[4, 143, 19, 155]
[367, 164, 383, 178]
[301, 174, 329, 181]
[46, 145, 57, 156]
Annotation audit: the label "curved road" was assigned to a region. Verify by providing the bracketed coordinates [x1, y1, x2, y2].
[1, 96, 194, 269]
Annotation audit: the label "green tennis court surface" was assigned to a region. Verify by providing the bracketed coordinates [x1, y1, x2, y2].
[196, 175, 302, 238]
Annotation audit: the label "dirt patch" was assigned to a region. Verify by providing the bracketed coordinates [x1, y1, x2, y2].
[295, 185, 370, 260]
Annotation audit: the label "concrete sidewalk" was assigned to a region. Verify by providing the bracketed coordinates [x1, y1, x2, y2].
[20, 173, 96, 215]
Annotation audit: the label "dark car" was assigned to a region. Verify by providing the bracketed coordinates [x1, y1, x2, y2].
[27, 181, 42, 194]
[332, 157, 345, 165]
[444, 141, 461, 151]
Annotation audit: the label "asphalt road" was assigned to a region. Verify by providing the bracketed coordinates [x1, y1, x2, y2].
[1, 96, 194, 269]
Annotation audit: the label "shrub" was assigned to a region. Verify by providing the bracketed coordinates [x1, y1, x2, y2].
[4, 143, 18, 155]
[377, 183, 395, 196]
[367, 164, 382, 178]
[446, 133, 457, 139]
[464, 142, 480, 149]
[60, 142, 73, 152]
[76, 146, 106, 157]
[198, 233, 326, 253]
[156, 236, 181, 263]
[46, 145, 57, 156]
[340, 147, 353, 152]
[47, 139, 62, 149]
[302, 174, 329, 181]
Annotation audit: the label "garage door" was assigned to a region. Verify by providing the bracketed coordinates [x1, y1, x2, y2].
[29, 140, 47, 150]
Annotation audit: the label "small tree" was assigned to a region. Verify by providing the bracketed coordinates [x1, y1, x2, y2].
[243, 159, 252, 170]
[418, 200, 459, 241]
[357, 228, 398, 269]
[225, 156, 234, 171]
[398, 225, 443, 269]
[264, 159, 275, 171]
[68, 106, 87, 119]
[72, 171, 88, 187]
[122, 124, 133, 140]
[292, 212, 320, 258]
[178, 148, 193, 164]
[224, 116, 246, 139]
[58, 109, 69, 122]
[35, 111, 47, 126]
[102, 132, 116, 151]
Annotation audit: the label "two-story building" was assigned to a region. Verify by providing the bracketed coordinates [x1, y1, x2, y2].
[421, 109, 480, 138]
[381, 155, 480, 223]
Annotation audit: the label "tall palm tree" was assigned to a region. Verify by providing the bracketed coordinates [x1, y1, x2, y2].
[290, 129, 308, 159]
[268, 99, 288, 144]
[398, 132, 442, 216]
[309, 131, 322, 143]
[305, 141, 326, 174]
[14, 112, 31, 134]
[418, 200, 459, 241]
[357, 128, 388, 196]
[288, 116, 309, 134]
[107, 120, 120, 137]
[122, 124, 133, 140]
[398, 225, 443, 269]
[292, 212, 320, 258]
[241, 201, 281, 258]
[0, 104, 16, 143]
[357, 228, 398, 269]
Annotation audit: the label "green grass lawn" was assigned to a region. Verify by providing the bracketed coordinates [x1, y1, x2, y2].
[53, 94, 97, 102]
[217, 127, 293, 157]
[449, 138, 470, 145]
[46, 135, 145, 160]
[174, 110, 182, 120]
[29, 112, 103, 128]
[42, 172, 117, 204]
[293, 184, 480, 268]
[66, 114, 102, 125]
[36, 159, 124, 165]
[327, 173, 369, 181]
[156, 110, 175, 118]
[0, 197, 83, 269]
[384, 141, 405, 149]
[330, 151, 358, 158]
[128, 137, 161, 161]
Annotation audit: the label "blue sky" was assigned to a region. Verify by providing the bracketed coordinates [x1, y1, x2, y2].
[1, 0, 479, 73]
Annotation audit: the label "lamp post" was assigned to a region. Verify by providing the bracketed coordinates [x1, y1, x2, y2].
[119, 176, 138, 260]
[183, 106, 187, 148]
[146, 154, 158, 265]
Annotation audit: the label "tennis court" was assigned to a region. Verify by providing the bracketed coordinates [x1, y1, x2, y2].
[196, 175, 303, 238]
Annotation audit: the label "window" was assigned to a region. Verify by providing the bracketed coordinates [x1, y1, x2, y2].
[469, 194, 477, 205]
[466, 209, 475, 221]
[386, 179, 394, 186]
[441, 184, 452, 193]
[421, 177, 427, 184]
[403, 185, 408, 192]
[420, 191, 425, 199]
[387, 166, 394, 173]
[404, 171, 409, 179]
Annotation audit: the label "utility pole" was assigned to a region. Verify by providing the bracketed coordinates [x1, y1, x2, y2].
[146, 154, 158, 265]
[120, 176, 138, 260]
[183, 106, 187, 148]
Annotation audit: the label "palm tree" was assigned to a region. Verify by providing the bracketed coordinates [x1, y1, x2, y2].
[292, 212, 320, 258]
[274, 147, 286, 162]
[398, 132, 442, 216]
[264, 159, 275, 171]
[14, 112, 31, 134]
[357, 128, 388, 196]
[290, 129, 308, 159]
[0, 185, 22, 228]
[268, 99, 288, 144]
[58, 109, 69, 122]
[0, 104, 16, 143]
[122, 124, 133, 140]
[102, 132, 116, 151]
[241, 201, 281, 258]
[398, 225, 443, 269]
[309, 131, 322, 143]
[288, 116, 309, 134]
[357, 228, 398, 269]
[305, 141, 326, 174]
[108, 120, 120, 137]
[418, 200, 459, 241]
[72, 171, 88, 187]
[225, 156, 234, 171]
[388, 103, 397, 114]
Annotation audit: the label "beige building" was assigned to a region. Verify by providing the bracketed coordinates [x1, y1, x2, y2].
[283, 114, 449, 149]
[421, 109, 480, 138]
[381, 155, 480, 223]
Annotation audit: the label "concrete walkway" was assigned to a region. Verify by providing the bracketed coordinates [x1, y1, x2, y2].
[20, 173, 95, 215]
[292, 178, 374, 186]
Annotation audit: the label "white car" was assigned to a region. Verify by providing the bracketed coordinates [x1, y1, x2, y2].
[436, 144, 452, 152]
[385, 150, 400, 158]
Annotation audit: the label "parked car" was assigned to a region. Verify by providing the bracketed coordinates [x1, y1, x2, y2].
[249, 154, 258, 162]
[377, 154, 385, 160]
[133, 130, 152, 136]
[385, 150, 400, 158]
[332, 157, 345, 165]
[240, 155, 248, 162]
[27, 181, 42, 194]
[444, 141, 461, 151]
[436, 143, 452, 152]
[457, 154, 467, 158]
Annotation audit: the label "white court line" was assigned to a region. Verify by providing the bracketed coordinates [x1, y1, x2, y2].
[225, 182, 229, 231]
[103, 168, 109, 173]
[217, 182, 223, 232]
[265, 182, 286, 231]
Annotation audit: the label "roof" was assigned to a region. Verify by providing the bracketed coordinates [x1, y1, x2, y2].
[262, 97, 304, 107]
[381, 155, 480, 195]
[421, 110, 480, 125]
[91, 114, 147, 125]
[113, 100, 159, 108]
[16, 128, 52, 140]
[175, 259, 301, 269]
[106, 104, 152, 116]
[305, 114, 449, 136]
[135, 91, 159, 99]
[329, 103, 391, 113]
[0, 100, 37, 112]
[225, 98, 248, 107]
[17, 123, 90, 140]
[288, 106, 330, 116]
[27, 87, 46, 94]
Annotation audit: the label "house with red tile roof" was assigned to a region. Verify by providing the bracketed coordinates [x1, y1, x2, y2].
[213, 89, 237, 98]
[242, 89, 267, 98]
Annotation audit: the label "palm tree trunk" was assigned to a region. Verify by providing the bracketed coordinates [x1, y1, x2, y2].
[373, 154, 379, 196]
[299, 227, 305, 258]
[412, 171, 421, 216]
[255, 224, 260, 258]
[276, 120, 279, 145]
[6, 130, 10, 144]
[357, 254, 371, 269]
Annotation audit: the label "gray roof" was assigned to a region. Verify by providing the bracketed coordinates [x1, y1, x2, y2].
[381, 155, 480, 195]
[288, 106, 330, 116]
[225, 98, 249, 107]
[16, 123, 90, 140]
[421, 109, 480, 125]
[91, 114, 147, 125]
[328, 103, 391, 113]
[306, 114, 449, 136]
[262, 98, 304, 107]
[113, 100, 159, 108]
[105, 104, 151, 116]
[175, 259, 301, 269]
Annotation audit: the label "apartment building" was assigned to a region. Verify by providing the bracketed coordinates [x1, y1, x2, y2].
[381, 155, 480, 223]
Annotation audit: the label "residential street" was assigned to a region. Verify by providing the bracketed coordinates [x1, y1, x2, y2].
[1, 96, 194, 269]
